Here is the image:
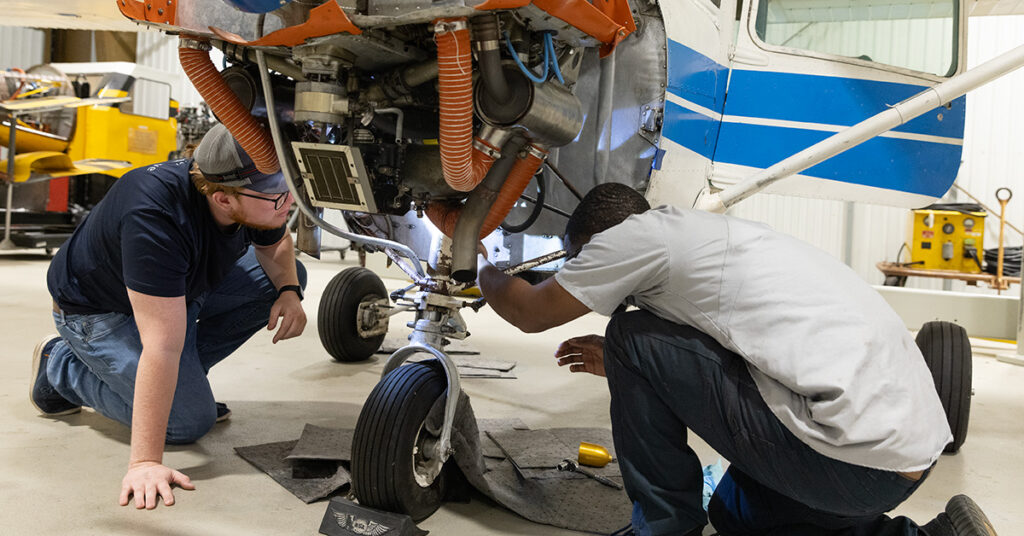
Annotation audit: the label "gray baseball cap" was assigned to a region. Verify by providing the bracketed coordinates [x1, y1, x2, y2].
[193, 123, 288, 194]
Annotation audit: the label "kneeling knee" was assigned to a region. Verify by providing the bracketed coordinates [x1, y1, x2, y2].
[164, 413, 216, 444]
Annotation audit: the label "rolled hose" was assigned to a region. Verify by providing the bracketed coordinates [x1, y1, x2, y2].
[435, 18, 497, 192]
[179, 36, 279, 174]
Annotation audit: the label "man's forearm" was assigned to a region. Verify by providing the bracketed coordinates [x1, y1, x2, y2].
[478, 258, 592, 332]
[478, 262, 533, 329]
[255, 233, 299, 289]
[129, 350, 181, 465]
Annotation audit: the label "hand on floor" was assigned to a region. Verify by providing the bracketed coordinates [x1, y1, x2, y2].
[119, 461, 195, 509]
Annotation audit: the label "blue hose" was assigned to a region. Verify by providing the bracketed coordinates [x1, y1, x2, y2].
[544, 32, 565, 84]
[503, 31, 566, 85]
[504, 31, 548, 83]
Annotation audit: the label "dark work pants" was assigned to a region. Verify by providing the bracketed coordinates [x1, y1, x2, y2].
[603, 310, 935, 536]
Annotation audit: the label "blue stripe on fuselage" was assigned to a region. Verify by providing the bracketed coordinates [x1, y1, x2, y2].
[725, 69, 966, 139]
[713, 121, 962, 197]
[667, 40, 729, 114]
[661, 39, 965, 197]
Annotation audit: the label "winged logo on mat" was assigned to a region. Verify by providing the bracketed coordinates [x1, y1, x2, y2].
[333, 511, 392, 535]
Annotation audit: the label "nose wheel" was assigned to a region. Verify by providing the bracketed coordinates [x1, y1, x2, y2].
[351, 360, 450, 521]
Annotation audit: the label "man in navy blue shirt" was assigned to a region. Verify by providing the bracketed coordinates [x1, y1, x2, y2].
[31, 124, 308, 510]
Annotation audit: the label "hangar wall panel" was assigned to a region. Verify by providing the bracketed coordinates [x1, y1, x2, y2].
[0, 27, 46, 71]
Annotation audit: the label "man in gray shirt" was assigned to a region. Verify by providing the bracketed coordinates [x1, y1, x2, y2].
[477, 183, 997, 536]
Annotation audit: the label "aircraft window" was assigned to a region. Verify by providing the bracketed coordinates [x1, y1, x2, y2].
[754, 0, 957, 77]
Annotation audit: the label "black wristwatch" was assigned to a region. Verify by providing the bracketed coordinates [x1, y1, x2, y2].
[278, 284, 304, 301]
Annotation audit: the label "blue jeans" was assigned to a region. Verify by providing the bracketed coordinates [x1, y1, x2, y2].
[47, 247, 306, 444]
[604, 310, 932, 536]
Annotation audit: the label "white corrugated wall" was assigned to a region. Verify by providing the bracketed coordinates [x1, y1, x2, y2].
[729, 14, 1024, 293]
[0, 26, 46, 71]
[135, 28, 219, 109]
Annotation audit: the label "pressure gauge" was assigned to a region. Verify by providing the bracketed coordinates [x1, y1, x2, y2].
[942, 223, 955, 234]
[964, 218, 975, 229]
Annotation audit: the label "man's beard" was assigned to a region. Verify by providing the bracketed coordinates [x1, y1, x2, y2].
[228, 205, 283, 231]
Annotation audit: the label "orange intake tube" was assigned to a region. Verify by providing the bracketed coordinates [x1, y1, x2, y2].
[178, 36, 279, 174]
[425, 144, 546, 238]
[480, 145, 546, 234]
[435, 18, 496, 192]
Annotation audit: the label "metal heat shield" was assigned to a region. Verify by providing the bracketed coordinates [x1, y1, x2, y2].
[291, 142, 377, 213]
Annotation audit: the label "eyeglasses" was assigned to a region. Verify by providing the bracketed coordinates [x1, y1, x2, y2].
[236, 190, 290, 210]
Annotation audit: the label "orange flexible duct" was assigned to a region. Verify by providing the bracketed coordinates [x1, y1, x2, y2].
[434, 18, 496, 192]
[480, 145, 546, 234]
[425, 144, 546, 238]
[178, 36, 279, 174]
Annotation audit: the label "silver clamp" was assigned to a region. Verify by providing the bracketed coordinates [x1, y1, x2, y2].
[526, 144, 549, 160]
[433, 19, 469, 34]
[473, 139, 502, 159]
[179, 38, 212, 51]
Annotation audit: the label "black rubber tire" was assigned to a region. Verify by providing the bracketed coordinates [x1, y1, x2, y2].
[317, 267, 388, 362]
[351, 361, 448, 522]
[915, 321, 972, 453]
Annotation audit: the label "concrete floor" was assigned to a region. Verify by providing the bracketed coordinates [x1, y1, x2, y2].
[2, 251, 1023, 535]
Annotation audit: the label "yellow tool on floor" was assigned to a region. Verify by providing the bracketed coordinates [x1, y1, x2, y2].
[578, 441, 614, 468]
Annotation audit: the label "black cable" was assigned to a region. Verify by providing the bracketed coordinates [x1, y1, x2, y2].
[983, 246, 1022, 277]
[500, 173, 546, 233]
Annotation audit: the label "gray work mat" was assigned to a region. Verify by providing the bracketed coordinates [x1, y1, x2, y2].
[236, 397, 629, 533]
[287, 424, 354, 461]
[485, 428, 622, 478]
[443, 394, 631, 534]
[234, 440, 351, 504]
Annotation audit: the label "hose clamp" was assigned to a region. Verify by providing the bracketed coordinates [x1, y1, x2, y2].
[433, 20, 469, 34]
[526, 144, 549, 160]
[473, 138, 501, 159]
[179, 38, 212, 51]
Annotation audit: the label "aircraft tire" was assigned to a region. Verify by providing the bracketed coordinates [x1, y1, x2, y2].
[318, 267, 387, 362]
[915, 321, 972, 453]
[351, 361, 449, 521]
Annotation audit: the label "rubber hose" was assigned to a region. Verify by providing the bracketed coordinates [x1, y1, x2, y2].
[434, 18, 497, 192]
[498, 158, 546, 233]
[473, 15, 512, 104]
[484, 145, 546, 234]
[179, 37, 279, 174]
[425, 142, 545, 238]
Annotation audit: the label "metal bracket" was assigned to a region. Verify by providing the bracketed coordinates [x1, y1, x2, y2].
[356, 298, 391, 338]
[382, 342, 462, 472]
